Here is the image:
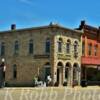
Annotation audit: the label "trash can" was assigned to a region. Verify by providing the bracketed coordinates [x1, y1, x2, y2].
[81, 80, 87, 87]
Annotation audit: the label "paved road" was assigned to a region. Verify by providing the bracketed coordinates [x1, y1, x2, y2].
[0, 87, 100, 100]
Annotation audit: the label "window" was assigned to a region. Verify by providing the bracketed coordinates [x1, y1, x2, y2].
[94, 45, 98, 56]
[82, 42, 85, 56]
[1, 42, 5, 56]
[29, 39, 33, 54]
[13, 64, 17, 79]
[58, 38, 62, 52]
[88, 43, 92, 56]
[14, 41, 19, 55]
[66, 39, 71, 54]
[74, 41, 78, 58]
[45, 38, 50, 53]
[74, 41, 78, 53]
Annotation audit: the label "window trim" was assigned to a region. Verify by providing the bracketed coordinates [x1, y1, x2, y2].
[14, 40, 19, 55]
[45, 38, 50, 54]
[29, 39, 34, 54]
[66, 39, 71, 54]
[58, 38, 63, 53]
[88, 43, 92, 56]
[94, 44, 98, 56]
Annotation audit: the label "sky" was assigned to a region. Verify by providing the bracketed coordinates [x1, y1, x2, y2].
[0, 0, 100, 31]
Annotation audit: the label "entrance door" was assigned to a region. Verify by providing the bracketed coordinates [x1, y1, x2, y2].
[44, 67, 51, 81]
[65, 68, 68, 80]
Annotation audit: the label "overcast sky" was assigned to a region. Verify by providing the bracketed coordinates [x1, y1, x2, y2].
[0, 0, 100, 31]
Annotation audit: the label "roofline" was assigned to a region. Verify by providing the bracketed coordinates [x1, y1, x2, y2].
[0, 24, 83, 34]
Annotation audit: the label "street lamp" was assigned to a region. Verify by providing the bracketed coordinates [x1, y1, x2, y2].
[0, 58, 6, 87]
[1, 58, 5, 62]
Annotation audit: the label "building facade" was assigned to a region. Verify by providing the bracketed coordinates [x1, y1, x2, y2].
[0, 23, 82, 86]
[78, 21, 100, 85]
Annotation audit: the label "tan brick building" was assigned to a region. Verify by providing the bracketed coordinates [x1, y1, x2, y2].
[0, 23, 82, 86]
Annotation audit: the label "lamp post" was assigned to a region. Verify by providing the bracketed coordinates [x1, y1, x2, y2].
[0, 58, 6, 87]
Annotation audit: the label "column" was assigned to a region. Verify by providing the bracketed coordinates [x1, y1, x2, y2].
[50, 35, 57, 85]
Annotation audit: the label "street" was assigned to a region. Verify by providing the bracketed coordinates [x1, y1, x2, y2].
[0, 87, 100, 100]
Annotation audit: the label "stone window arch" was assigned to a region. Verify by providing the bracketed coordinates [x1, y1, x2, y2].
[58, 38, 63, 53]
[74, 41, 78, 57]
[66, 39, 71, 54]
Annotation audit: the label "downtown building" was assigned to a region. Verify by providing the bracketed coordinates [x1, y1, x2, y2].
[0, 23, 82, 86]
[77, 21, 100, 85]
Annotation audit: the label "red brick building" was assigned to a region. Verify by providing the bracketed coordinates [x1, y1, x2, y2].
[78, 21, 100, 85]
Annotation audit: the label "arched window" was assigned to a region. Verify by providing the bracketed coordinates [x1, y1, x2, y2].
[82, 42, 85, 56]
[66, 39, 71, 54]
[14, 40, 19, 55]
[74, 41, 78, 53]
[58, 38, 62, 52]
[88, 43, 92, 56]
[1, 42, 5, 56]
[45, 38, 50, 53]
[94, 44, 98, 56]
[13, 64, 17, 79]
[29, 39, 33, 54]
[74, 41, 78, 57]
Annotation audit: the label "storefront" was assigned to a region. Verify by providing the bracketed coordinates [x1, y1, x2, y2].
[82, 65, 100, 85]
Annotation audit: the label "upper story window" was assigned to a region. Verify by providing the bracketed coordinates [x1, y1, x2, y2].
[94, 44, 98, 56]
[14, 40, 19, 55]
[58, 38, 62, 53]
[74, 41, 78, 53]
[13, 64, 17, 79]
[29, 39, 34, 54]
[82, 42, 85, 56]
[74, 41, 78, 58]
[1, 42, 5, 56]
[45, 38, 50, 54]
[88, 43, 92, 56]
[66, 39, 71, 54]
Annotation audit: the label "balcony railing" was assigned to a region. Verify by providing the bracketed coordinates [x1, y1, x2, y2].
[82, 56, 100, 65]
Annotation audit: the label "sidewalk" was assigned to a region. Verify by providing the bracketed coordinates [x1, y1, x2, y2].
[1, 86, 100, 90]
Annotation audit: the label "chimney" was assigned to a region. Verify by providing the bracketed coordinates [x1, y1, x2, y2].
[11, 24, 16, 30]
[79, 20, 85, 30]
[81, 20, 85, 26]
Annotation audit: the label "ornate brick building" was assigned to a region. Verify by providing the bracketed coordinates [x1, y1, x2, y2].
[78, 21, 100, 85]
[0, 23, 82, 86]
